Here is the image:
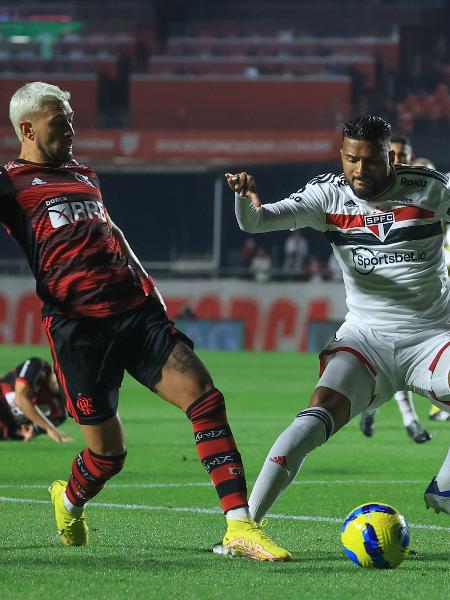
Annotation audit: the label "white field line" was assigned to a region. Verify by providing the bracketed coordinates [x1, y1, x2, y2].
[1, 495, 449, 532]
[0, 479, 427, 490]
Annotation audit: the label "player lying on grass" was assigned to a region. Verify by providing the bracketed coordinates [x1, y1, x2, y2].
[0, 81, 289, 561]
[226, 115, 450, 540]
[0, 356, 71, 442]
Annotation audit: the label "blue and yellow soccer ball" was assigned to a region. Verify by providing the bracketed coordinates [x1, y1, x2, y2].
[341, 502, 410, 569]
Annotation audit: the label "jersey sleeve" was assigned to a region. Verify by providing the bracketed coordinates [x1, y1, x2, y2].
[16, 357, 45, 389]
[235, 178, 329, 234]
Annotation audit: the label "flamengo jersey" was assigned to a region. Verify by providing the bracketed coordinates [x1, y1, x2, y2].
[0, 357, 66, 439]
[235, 165, 450, 334]
[0, 159, 147, 317]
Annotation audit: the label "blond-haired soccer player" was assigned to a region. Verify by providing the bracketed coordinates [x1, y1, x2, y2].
[0, 82, 290, 560]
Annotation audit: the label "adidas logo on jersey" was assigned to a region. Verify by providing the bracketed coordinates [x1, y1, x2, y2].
[32, 177, 47, 185]
[344, 199, 357, 207]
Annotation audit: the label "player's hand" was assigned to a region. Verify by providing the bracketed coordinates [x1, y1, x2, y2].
[225, 172, 261, 207]
[46, 428, 73, 443]
[19, 424, 35, 442]
[136, 269, 155, 296]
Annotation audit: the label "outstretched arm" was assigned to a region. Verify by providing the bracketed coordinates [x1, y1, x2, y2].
[226, 172, 298, 233]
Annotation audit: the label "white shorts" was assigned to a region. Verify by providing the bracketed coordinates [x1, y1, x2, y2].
[317, 321, 450, 419]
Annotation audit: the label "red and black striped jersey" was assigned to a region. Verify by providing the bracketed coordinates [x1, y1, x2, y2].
[0, 159, 147, 317]
[0, 357, 67, 439]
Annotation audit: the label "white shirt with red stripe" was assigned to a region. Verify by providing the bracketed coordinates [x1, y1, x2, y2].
[235, 165, 450, 334]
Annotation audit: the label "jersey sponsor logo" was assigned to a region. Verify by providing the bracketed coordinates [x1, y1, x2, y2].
[400, 177, 427, 187]
[76, 395, 95, 416]
[32, 177, 47, 185]
[48, 199, 107, 229]
[352, 247, 427, 274]
[364, 212, 394, 241]
[74, 172, 95, 187]
[344, 199, 357, 207]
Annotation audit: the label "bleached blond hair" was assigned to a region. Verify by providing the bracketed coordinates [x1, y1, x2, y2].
[9, 81, 71, 141]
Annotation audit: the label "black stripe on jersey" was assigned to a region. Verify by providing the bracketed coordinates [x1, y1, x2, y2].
[325, 222, 442, 246]
[395, 166, 448, 185]
[308, 173, 335, 186]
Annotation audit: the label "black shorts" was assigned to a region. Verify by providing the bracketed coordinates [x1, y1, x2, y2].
[43, 295, 193, 425]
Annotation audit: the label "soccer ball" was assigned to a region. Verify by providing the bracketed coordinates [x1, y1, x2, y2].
[341, 502, 410, 569]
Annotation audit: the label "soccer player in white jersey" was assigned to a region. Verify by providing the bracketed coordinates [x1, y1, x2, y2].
[225, 115, 450, 548]
[360, 134, 432, 443]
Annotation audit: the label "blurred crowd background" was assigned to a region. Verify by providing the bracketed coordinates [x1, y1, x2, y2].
[1, 0, 450, 283]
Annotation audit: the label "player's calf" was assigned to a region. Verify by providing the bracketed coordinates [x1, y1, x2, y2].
[186, 388, 248, 514]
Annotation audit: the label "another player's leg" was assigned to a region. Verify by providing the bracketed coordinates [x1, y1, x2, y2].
[49, 414, 127, 545]
[359, 407, 376, 437]
[249, 352, 375, 523]
[154, 341, 291, 561]
[429, 404, 450, 421]
[425, 447, 450, 514]
[394, 390, 431, 443]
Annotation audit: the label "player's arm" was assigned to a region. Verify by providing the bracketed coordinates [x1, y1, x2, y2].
[105, 213, 166, 308]
[14, 380, 72, 443]
[106, 212, 154, 294]
[226, 172, 299, 233]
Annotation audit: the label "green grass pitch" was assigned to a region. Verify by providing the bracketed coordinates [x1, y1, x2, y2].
[1, 345, 449, 599]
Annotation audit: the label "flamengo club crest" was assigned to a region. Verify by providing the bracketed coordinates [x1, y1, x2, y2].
[364, 212, 394, 241]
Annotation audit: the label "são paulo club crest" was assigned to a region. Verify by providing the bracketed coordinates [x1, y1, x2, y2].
[364, 212, 394, 241]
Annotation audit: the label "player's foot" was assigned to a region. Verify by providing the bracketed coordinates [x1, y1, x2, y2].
[214, 518, 291, 561]
[424, 476, 450, 515]
[48, 480, 88, 546]
[359, 411, 375, 437]
[405, 420, 432, 444]
[429, 409, 450, 422]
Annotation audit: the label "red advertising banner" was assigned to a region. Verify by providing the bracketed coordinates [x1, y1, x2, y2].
[0, 277, 347, 351]
[0, 128, 341, 165]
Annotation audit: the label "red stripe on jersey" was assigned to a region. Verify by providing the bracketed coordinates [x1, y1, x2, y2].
[42, 316, 78, 423]
[326, 206, 435, 230]
[319, 346, 377, 377]
[429, 341, 450, 373]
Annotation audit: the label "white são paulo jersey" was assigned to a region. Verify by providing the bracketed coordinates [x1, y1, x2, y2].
[235, 165, 450, 334]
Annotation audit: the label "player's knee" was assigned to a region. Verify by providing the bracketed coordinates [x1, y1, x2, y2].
[309, 387, 350, 431]
[429, 350, 450, 408]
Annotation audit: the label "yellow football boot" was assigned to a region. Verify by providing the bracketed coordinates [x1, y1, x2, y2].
[220, 518, 291, 561]
[48, 480, 88, 546]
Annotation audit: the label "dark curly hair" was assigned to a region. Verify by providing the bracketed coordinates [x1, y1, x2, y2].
[343, 115, 391, 145]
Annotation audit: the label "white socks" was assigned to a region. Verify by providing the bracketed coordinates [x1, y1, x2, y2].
[226, 506, 251, 521]
[394, 390, 418, 427]
[436, 448, 450, 491]
[63, 491, 84, 515]
[249, 407, 334, 523]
